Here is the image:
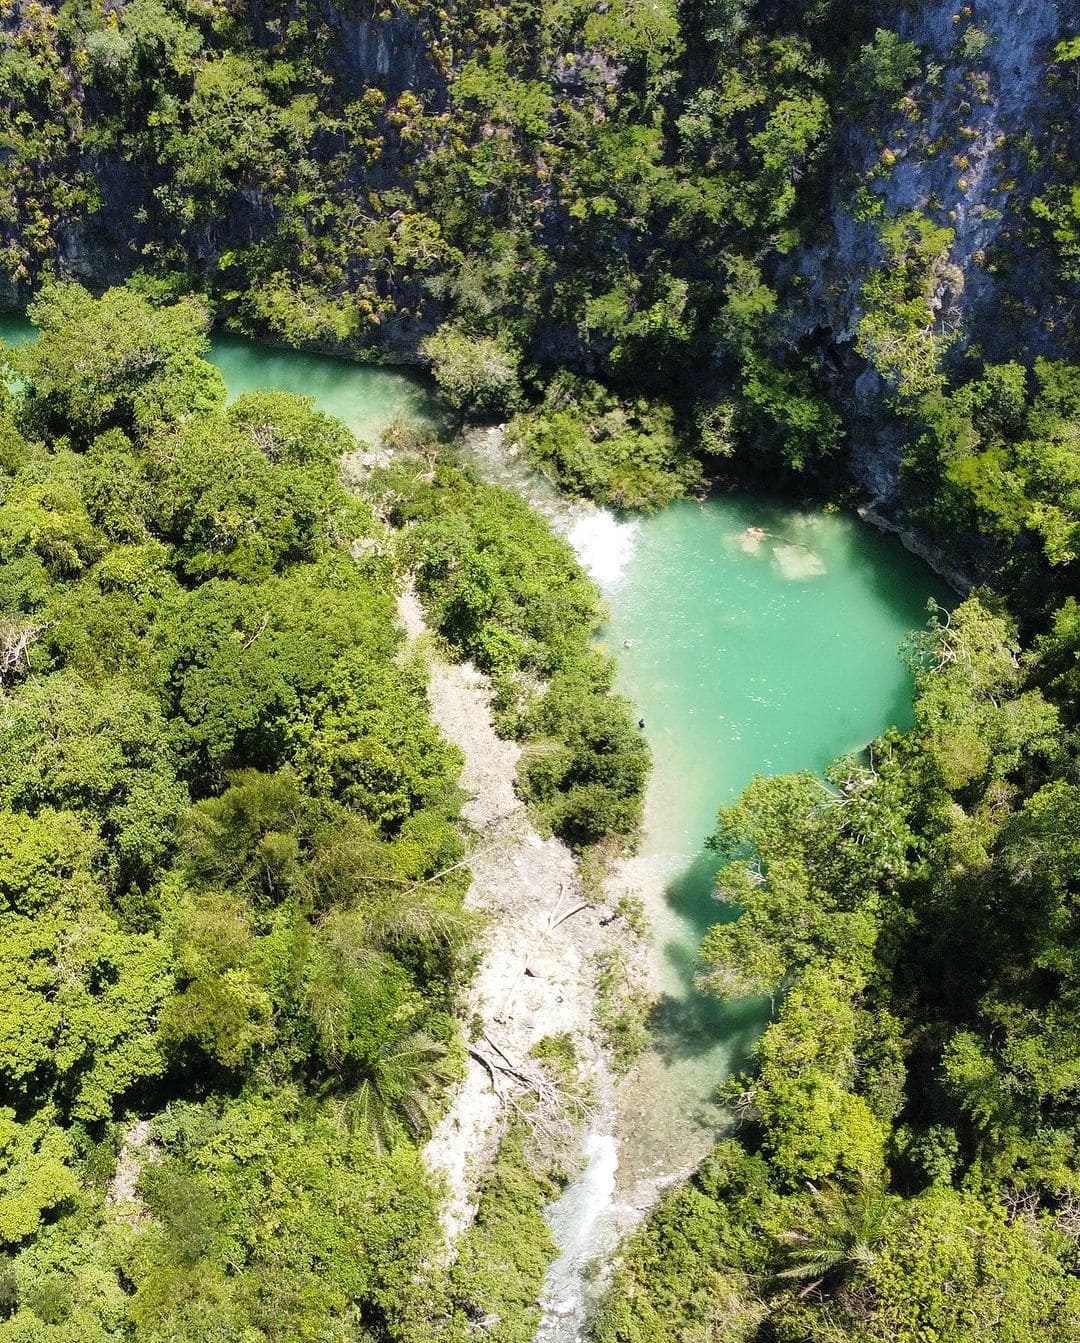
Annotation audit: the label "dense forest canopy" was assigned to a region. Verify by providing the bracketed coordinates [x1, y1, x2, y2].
[0, 0, 1079, 1340]
[0, 281, 647, 1341]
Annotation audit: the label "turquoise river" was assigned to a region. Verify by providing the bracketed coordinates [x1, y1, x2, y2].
[597, 498, 949, 1185]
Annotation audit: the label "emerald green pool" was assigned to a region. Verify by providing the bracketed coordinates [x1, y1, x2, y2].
[606, 497, 946, 978]
[592, 499, 950, 1191]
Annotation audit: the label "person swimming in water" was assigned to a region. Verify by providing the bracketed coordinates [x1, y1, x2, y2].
[638, 718, 646, 730]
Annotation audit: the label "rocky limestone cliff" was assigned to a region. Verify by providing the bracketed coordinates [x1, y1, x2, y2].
[0, 0, 1076, 506]
[774, 0, 1077, 501]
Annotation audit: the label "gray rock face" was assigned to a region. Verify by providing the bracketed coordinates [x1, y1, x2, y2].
[787, 0, 1071, 350]
[775, 0, 1077, 500]
[0, 0, 451, 322]
[312, 0, 446, 95]
[1, 0, 1074, 513]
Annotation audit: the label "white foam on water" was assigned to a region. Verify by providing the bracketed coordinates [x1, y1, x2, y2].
[566, 510, 638, 588]
[537, 1131, 620, 1342]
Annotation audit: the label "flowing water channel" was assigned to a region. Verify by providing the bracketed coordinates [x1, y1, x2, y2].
[2, 313, 950, 1336]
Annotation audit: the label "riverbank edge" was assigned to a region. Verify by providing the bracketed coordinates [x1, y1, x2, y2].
[468, 407, 978, 599]
[856, 503, 974, 595]
[0, 306, 980, 598]
[395, 581, 648, 1334]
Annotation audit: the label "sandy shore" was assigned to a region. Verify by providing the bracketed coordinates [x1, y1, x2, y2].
[403, 587, 617, 1244]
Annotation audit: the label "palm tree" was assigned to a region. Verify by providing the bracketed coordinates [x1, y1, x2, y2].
[302, 911, 391, 1066]
[329, 1032, 455, 1154]
[365, 889, 472, 955]
[775, 1180, 896, 1298]
[303, 911, 458, 1153]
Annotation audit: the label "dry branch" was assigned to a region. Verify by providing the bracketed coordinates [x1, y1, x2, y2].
[0, 619, 48, 682]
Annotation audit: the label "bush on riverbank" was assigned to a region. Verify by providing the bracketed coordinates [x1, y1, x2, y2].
[377, 453, 649, 848]
[422, 323, 523, 418]
[512, 373, 704, 511]
[591, 947, 655, 1073]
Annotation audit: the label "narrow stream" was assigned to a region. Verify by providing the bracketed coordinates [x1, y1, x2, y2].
[208, 335, 437, 442]
[2, 313, 950, 1338]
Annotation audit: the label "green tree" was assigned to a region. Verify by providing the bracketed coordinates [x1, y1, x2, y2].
[422, 323, 522, 416]
[22, 283, 225, 444]
[775, 1180, 897, 1295]
[852, 30, 922, 102]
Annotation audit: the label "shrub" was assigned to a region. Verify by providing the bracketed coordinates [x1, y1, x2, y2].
[512, 372, 703, 509]
[421, 323, 522, 417]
